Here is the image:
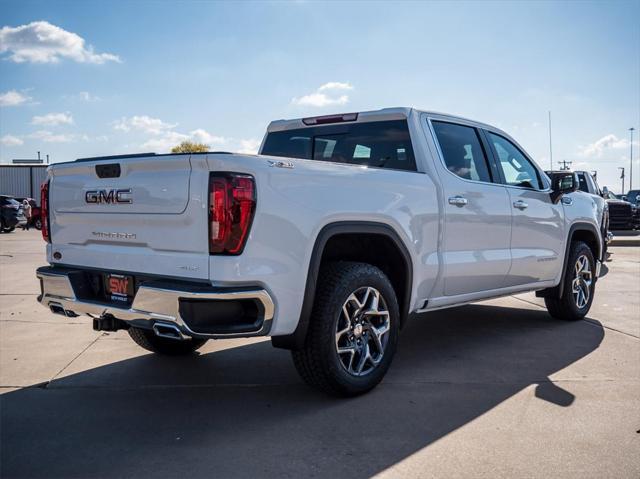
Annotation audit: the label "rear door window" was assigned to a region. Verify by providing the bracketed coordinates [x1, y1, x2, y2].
[262, 120, 417, 172]
[431, 121, 492, 182]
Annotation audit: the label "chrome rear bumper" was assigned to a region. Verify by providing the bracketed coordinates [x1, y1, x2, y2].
[36, 267, 274, 339]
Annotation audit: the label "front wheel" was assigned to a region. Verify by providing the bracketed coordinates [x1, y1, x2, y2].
[128, 326, 207, 355]
[292, 262, 400, 397]
[545, 241, 596, 321]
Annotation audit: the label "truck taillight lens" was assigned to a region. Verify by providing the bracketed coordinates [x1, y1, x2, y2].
[209, 173, 256, 255]
[40, 181, 50, 243]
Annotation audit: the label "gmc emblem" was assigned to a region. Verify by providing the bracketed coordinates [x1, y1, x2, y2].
[85, 188, 132, 204]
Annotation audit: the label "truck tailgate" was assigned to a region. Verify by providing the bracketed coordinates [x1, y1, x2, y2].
[47, 154, 210, 280]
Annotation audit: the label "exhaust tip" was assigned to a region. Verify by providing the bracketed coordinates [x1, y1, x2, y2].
[152, 322, 185, 341]
[49, 303, 78, 317]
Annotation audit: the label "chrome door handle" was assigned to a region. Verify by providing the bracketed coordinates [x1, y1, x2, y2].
[448, 196, 468, 207]
[513, 200, 528, 210]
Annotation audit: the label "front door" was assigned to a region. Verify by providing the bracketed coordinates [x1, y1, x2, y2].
[430, 120, 512, 296]
[486, 131, 565, 284]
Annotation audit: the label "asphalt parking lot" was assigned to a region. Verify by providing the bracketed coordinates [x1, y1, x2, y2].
[1, 230, 638, 478]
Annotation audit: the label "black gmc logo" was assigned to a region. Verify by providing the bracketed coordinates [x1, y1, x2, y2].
[85, 189, 132, 204]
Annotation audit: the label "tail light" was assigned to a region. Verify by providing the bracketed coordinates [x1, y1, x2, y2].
[40, 181, 50, 243]
[209, 173, 256, 255]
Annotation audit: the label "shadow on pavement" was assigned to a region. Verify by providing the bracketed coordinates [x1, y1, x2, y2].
[1, 304, 604, 478]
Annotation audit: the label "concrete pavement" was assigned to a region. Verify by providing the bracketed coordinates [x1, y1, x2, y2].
[1, 230, 638, 478]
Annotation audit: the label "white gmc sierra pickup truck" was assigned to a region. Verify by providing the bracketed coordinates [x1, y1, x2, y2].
[36, 108, 605, 396]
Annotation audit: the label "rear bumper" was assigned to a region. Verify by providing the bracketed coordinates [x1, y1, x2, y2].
[36, 266, 274, 339]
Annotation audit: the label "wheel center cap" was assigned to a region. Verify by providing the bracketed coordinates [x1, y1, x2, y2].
[353, 323, 364, 338]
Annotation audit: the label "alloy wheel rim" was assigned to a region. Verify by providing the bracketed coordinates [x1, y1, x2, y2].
[572, 254, 592, 309]
[335, 286, 391, 377]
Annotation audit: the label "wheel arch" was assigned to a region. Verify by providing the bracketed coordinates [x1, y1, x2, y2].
[538, 221, 601, 299]
[271, 221, 413, 350]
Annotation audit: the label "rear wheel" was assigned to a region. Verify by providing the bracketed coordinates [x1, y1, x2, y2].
[128, 326, 208, 355]
[292, 261, 400, 397]
[33, 217, 42, 230]
[545, 241, 596, 321]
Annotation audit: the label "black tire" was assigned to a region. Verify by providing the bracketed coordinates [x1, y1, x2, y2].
[3, 226, 15, 233]
[292, 261, 400, 397]
[545, 241, 596, 321]
[127, 326, 207, 355]
[33, 218, 42, 230]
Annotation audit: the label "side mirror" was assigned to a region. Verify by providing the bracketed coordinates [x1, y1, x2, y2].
[550, 171, 578, 203]
[602, 186, 610, 198]
[621, 195, 628, 202]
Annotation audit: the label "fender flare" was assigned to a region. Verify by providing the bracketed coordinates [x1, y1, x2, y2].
[271, 221, 413, 350]
[540, 222, 602, 299]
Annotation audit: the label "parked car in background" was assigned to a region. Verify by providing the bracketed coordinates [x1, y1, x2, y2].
[0, 195, 27, 233]
[13, 197, 42, 230]
[602, 188, 637, 230]
[625, 190, 640, 228]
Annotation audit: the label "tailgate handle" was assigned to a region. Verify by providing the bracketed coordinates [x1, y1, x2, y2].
[96, 163, 121, 178]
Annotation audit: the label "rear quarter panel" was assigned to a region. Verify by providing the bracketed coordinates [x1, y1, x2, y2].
[206, 153, 439, 336]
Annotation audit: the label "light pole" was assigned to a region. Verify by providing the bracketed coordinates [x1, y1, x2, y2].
[548, 111, 553, 170]
[630, 127, 635, 191]
[618, 167, 625, 195]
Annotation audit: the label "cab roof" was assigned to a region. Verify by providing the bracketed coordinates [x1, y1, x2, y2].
[266, 107, 502, 134]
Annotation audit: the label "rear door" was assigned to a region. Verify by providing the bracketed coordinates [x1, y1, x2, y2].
[48, 154, 211, 280]
[430, 120, 512, 296]
[485, 131, 565, 284]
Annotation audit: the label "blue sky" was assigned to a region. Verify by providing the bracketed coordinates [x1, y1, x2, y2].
[1, 0, 638, 191]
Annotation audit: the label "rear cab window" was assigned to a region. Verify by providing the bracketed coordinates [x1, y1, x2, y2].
[261, 120, 417, 172]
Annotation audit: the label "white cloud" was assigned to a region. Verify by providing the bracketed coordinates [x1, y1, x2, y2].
[580, 134, 629, 158]
[317, 82, 353, 92]
[28, 130, 75, 143]
[31, 112, 74, 126]
[0, 134, 24, 146]
[140, 129, 227, 153]
[0, 89, 31, 106]
[78, 91, 101, 102]
[292, 81, 354, 107]
[112, 115, 226, 152]
[0, 21, 120, 64]
[189, 128, 226, 145]
[235, 138, 261, 154]
[113, 115, 177, 135]
[141, 131, 190, 152]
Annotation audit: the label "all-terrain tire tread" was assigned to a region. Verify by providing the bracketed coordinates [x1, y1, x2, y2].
[292, 261, 399, 397]
[544, 241, 595, 321]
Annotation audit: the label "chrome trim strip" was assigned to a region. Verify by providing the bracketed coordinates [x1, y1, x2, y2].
[37, 269, 274, 339]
